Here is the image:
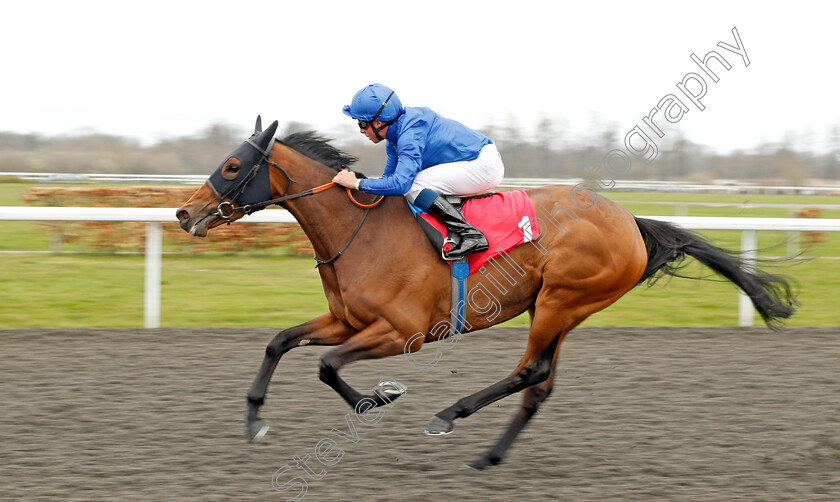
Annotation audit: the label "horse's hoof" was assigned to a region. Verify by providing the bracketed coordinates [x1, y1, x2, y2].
[424, 416, 454, 436]
[374, 380, 407, 402]
[248, 419, 269, 443]
[464, 456, 495, 471]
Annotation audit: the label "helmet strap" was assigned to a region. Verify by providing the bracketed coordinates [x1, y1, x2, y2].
[367, 90, 397, 141]
[373, 125, 386, 141]
[371, 116, 399, 141]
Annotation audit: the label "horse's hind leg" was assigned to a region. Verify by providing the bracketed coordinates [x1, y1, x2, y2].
[424, 311, 569, 436]
[246, 313, 357, 442]
[466, 351, 560, 470]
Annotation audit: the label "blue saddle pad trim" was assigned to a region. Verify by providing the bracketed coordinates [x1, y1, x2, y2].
[407, 200, 426, 217]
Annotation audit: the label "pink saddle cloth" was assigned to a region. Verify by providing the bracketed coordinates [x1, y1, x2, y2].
[419, 190, 541, 275]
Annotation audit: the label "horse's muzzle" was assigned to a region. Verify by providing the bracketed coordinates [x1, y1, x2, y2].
[176, 208, 191, 232]
[175, 206, 215, 237]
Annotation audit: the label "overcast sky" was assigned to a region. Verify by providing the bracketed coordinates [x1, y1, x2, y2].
[2, 1, 838, 153]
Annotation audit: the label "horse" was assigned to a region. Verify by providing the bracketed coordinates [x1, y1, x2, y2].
[175, 117, 796, 470]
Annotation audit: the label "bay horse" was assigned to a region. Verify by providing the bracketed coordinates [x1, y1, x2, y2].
[176, 117, 795, 470]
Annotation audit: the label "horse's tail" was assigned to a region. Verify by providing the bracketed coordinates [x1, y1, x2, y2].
[634, 216, 797, 328]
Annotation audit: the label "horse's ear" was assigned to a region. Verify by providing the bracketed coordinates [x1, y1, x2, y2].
[254, 115, 263, 134]
[254, 120, 279, 152]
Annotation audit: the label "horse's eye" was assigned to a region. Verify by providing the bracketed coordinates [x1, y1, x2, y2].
[221, 162, 242, 180]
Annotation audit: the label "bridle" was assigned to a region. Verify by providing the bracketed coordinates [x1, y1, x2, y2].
[206, 137, 292, 222]
[205, 138, 384, 265]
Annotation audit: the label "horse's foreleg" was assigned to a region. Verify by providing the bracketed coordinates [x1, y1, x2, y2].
[318, 319, 409, 410]
[246, 313, 356, 442]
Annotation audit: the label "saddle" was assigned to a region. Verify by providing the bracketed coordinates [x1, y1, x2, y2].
[409, 193, 495, 257]
[407, 190, 541, 337]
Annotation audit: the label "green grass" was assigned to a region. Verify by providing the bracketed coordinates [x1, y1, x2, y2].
[0, 183, 50, 251]
[502, 257, 839, 328]
[0, 252, 835, 329]
[0, 254, 329, 328]
[1, 181, 838, 328]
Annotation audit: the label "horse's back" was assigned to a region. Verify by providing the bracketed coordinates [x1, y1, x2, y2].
[525, 184, 638, 231]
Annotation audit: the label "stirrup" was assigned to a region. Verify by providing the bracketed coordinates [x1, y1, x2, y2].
[442, 236, 488, 261]
[441, 237, 459, 261]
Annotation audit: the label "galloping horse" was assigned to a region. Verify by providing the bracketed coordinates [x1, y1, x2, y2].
[176, 118, 795, 470]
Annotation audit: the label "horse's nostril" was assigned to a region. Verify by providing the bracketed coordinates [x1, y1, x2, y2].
[177, 209, 190, 221]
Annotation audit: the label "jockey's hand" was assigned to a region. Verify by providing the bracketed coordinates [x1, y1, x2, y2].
[332, 169, 359, 189]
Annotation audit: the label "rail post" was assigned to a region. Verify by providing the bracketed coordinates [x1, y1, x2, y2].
[144, 222, 162, 328]
[738, 230, 757, 327]
[787, 207, 799, 257]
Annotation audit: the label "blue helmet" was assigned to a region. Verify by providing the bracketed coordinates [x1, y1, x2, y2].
[342, 83, 403, 121]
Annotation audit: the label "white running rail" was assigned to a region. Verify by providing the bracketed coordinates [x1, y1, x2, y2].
[1, 206, 838, 328]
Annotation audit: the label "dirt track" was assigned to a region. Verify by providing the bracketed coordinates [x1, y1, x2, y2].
[2, 326, 839, 501]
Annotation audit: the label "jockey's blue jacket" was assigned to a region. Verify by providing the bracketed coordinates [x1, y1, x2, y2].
[358, 107, 492, 196]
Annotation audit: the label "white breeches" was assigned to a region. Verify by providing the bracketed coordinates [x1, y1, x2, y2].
[405, 143, 504, 203]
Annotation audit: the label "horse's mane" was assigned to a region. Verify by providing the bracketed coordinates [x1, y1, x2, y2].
[279, 131, 359, 171]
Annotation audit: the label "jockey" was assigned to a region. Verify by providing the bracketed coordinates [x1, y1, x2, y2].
[334, 83, 504, 261]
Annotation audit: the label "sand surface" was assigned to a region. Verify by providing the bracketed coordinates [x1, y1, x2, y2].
[2, 326, 838, 501]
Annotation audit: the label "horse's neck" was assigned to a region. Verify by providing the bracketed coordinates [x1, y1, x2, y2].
[273, 147, 369, 263]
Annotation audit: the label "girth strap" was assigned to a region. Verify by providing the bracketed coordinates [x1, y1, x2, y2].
[450, 259, 469, 337]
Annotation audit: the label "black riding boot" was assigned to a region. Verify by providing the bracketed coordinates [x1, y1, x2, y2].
[427, 196, 489, 260]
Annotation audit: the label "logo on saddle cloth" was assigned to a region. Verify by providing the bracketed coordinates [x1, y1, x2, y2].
[408, 190, 541, 275]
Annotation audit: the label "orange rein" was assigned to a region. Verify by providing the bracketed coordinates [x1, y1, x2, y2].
[311, 181, 385, 209]
[242, 179, 385, 215]
[308, 181, 385, 267]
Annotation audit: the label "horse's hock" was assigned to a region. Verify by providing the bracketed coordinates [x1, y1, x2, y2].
[23, 186, 314, 254]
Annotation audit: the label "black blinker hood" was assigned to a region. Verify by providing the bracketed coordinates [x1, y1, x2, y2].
[206, 116, 279, 208]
